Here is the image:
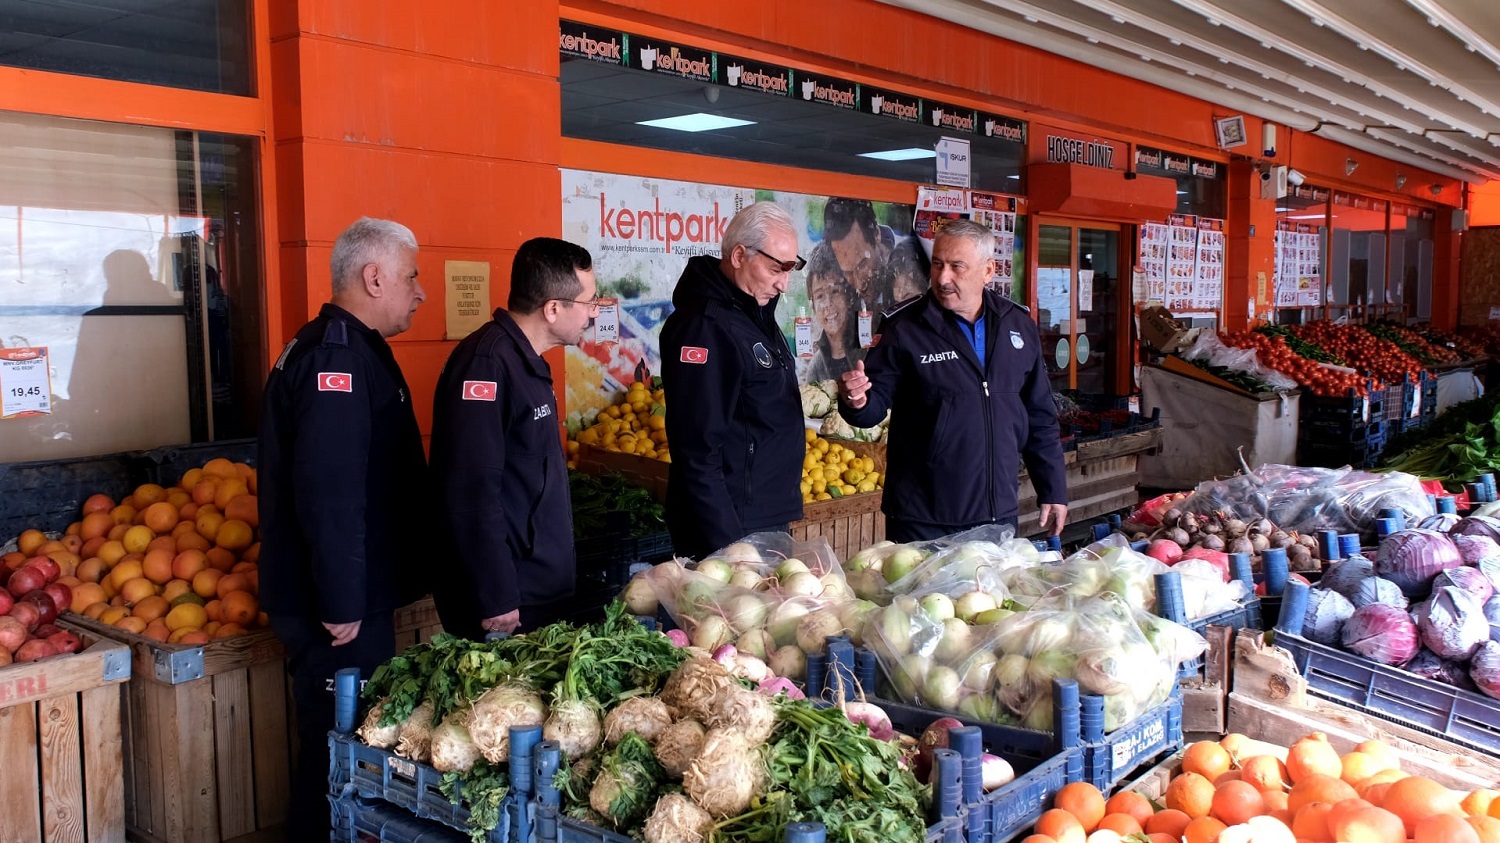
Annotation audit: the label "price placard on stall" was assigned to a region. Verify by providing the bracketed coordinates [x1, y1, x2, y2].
[0, 347, 53, 419]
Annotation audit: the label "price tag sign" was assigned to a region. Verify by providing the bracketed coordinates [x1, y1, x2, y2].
[794, 315, 814, 358]
[0, 347, 53, 419]
[1411, 382, 1422, 418]
[858, 310, 874, 348]
[593, 297, 620, 345]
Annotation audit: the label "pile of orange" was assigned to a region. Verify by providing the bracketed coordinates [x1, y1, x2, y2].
[1021, 731, 1500, 843]
[3, 458, 263, 645]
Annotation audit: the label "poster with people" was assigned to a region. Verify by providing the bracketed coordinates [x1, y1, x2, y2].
[914, 187, 1021, 299]
[559, 170, 924, 425]
[1164, 214, 1199, 312]
[1192, 217, 1225, 312]
[1137, 222, 1169, 303]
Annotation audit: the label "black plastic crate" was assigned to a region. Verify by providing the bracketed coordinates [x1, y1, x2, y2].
[144, 438, 259, 485]
[0, 450, 154, 541]
[576, 531, 675, 590]
[1298, 438, 1384, 470]
[1300, 417, 1387, 444]
[1303, 385, 1382, 426]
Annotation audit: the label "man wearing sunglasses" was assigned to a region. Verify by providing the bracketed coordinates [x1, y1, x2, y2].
[659, 201, 806, 559]
[430, 237, 597, 637]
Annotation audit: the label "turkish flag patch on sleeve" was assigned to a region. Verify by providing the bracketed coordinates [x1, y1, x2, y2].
[462, 380, 498, 401]
[680, 346, 709, 364]
[317, 372, 352, 392]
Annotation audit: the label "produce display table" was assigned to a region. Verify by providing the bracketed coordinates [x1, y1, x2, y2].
[1017, 428, 1162, 536]
[0, 620, 131, 842]
[1138, 364, 1299, 490]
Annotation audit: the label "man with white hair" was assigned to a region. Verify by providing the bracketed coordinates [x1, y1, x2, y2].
[257, 216, 428, 841]
[659, 201, 805, 559]
[837, 219, 1068, 541]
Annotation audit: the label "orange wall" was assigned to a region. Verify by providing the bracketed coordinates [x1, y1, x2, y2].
[1472, 180, 1500, 228]
[270, 0, 565, 435]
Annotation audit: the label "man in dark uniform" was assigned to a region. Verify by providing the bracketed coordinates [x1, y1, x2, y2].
[256, 217, 428, 842]
[837, 219, 1069, 542]
[659, 202, 805, 559]
[430, 238, 596, 637]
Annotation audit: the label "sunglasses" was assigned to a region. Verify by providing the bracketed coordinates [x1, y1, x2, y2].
[752, 247, 807, 273]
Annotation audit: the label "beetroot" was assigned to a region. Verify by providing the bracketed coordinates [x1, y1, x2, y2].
[1375, 529, 1462, 599]
[1341, 603, 1421, 666]
[1432, 566, 1495, 605]
[1413, 587, 1490, 661]
[1302, 587, 1355, 646]
[915, 717, 964, 783]
[1472, 641, 1500, 700]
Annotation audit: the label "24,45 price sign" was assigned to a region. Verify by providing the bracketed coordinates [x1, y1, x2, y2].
[0, 347, 53, 419]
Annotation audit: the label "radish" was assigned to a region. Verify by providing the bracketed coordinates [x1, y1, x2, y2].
[842, 701, 894, 740]
[755, 677, 804, 699]
[981, 753, 1015, 791]
[664, 628, 690, 647]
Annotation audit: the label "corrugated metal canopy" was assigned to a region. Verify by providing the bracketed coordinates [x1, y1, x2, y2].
[881, 0, 1500, 182]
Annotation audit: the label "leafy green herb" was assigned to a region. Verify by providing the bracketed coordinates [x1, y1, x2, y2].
[1380, 393, 1500, 485]
[570, 470, 666, 538]
[439, 759, 509, 843]
[1256, 325, 1345, 365]
[594, 732, 667, 830]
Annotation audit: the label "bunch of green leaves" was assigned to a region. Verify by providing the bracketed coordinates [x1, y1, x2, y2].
[713, 699, 928, 843]
[1186, 358, 1276, 394]
[1381, 393, 1500, 484]
[555, 601, 687, 706]
[570, 470, 667, 537]
[438, 758, 509, 843]
[593, 732, 667, 830]
[1255, 325, 1345, 364]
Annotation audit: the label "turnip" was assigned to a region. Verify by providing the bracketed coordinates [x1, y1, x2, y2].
[467, 684, 546, 764]
[696, 558, 733, 584]
[665, 629, 690, 647]
[623, 576, 659, 616]
[776, 557, 810, 580]
[544, 698, 603, 759]
[683, 729, 766, 818]
[795, 610, 844, 654]
[394, 700, 436, 763]
[883, 547, 924, 583]
[653, 719, 707, 778]
[356, 699, 402, 749]
[719, 542, 762, 566]
[768, 645, 806, 681]
[661, 657, 737, 720]
[728, 569, 762, 591]
[780, 571, 822, 598]
[703, 684, 777, 744]
[767, 600, 811, 647]
[728, 653, 771, 683]
[891, 653, 930, 700]
[923, 665, 962, 710]
[875, 604, 914, 655]
[846, 568, 887, 601]
[643, 793, 713, 843]
[846, 545, 886, 573]
[933, 618, 971, 663]
[958, 693, 1001, 722]
[721, 593, 769, 634]
[735, 629, 774, 660]
[678, 579, 725, 623]
[919, 593, 955, 622]
[841, 701, 894, 741]
[981, 753, 1015, 791]
[954, 590, 998, 623]
[603, 696, 674, 745]
[994, 653, 1032, 712]
[961, 651, 998, 692]
[973, 607, 1014, 625]
[818, 573, 853, 603]
[689, 615, 734, 652]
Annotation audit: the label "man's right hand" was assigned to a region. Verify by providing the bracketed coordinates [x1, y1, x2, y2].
[323, 620, 361, 647]
[481, 610, 521, 636]
[839, 360, 871, 409]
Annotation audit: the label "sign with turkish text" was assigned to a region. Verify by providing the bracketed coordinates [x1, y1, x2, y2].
[1, 347, 53, 419]
[444, 260, 491, 340]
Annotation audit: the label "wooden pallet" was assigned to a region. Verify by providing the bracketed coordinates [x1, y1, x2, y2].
[0, 619, 131, 842]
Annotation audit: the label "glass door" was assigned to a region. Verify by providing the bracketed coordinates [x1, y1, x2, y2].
[1034, 220, 1122, 394]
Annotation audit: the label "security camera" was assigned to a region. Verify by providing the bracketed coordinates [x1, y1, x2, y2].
[1287, 169, 1306, 186]
[1260, 168, 1273, 181]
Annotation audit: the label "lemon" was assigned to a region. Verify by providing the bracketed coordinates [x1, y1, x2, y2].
[843, 468, 865, 484]
[804, 428, 816, 443]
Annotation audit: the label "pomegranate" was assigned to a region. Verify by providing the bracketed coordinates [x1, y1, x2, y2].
[21, 591, 58, 626]
[15, 638, 58, 663]
[46, 631, 82, 655]
[0, 616, 27, 653]
[9, 600, 42, 632]
[0, 648, 11, 666]
[0, 589, 12, 615]
[31, 622, 62, 640]
[23, 556, 60, 583]
[7, 566, 46, 599]
[42, 582, 71, 615]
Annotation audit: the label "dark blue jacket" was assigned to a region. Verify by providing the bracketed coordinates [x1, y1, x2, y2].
[659, 256, 804, 559]
[257, 304, 428, 624]
[840, 289, 1067, 527]
[429, 309, 575, 632]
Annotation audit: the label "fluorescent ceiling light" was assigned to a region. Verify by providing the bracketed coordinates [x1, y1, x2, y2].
[1287, 213, 1326, 220]
[1176, 190, 1189, 195]
[1007, 174, 1021, 179]
[637, 113, 755, 132]
[1275, 207, 1291, 212]
[858, 148, 936, 161]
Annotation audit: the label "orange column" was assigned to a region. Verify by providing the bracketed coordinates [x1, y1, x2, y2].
[1225, 159, 1276, 329]
[269, 0, 564, 436]
[1433, 211, 1462, 331]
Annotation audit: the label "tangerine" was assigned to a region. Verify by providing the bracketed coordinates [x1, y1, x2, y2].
[115, 615, 148, 634]
[191, 479, 218, 506]
[202, 457, 237, 479]
[1034, 809, 1084, 843]
[206, 547, 237, 573]
[1292, 801, 1336, 842]
[214, 622, 246, 639]
[98, 606, 129, 626]
[1184, 740, 1234, 781]
[1416, 813, 1481, 843]
[98, 540, 128, 566]
[178, 630, 211, 646]
[133, 595, 170, 623]
[1104, 791, 1154, 827]
[215, 519, 253, 552]
[1096, 813, 1142, 837]
[142, 621, 170, 643]
[204, 599, 223, 623]
[215, 573, 251, 599]
[1382, 776, 1459, 836]
[191, 569, 223, 599]
[175, 531, 211, 553]
[162, 579, 193, 603]
[1331, 805, 1406, 843]
[80, 511, 115, 541]
[1144, 809, 1192, 838]
[134, 484, 168, 506]
[1167, 773, 1216, 819]
[1212, 780, 1266, 826]
[17, 529, 46, 556]
[70, 582, 107, 613]
[83, 602, 110, 619]
[79, 536, 106, 560]
[165, 489, 191, 510]
[224, 495, 258, 528]
[119, 577, 158, 605]
[165, 603, 208, 632]
[1287, 733, 1343, 784]
[1183, 816, 1227, 843]
[171, 550, 208, 581]
[1241, 755, 1289, 793]
[142, 502, 179, 534]
[179, 467, 204, 490]
[1054, 782, 1106, 832]
[110, 504, 137, 526]
[122, 525, 154, 555]
[142, 548, 175, 585]
[213, 478, 249, 509]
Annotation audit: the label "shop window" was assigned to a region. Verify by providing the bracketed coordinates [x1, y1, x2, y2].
[560, 57, 1024, 192]
[1174, 175, 1226, 219]
[0, 0, 252, 95]
[0, 112, 262, 462]
[1328, 195, 1388, 317]
[1273, 188, 1329, 323]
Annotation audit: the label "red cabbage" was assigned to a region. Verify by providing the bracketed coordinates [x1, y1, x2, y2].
[1302, 588, 1355, 646]
[1419, 513, 1461, 532]
[1472, 640, 1500, 699]
[1375, 529, 1462, 599]
[1348, 576, 1409, 610]
[1404, 648, 1477, 691]
[1451, 515, 1500, 544]
[1484, 595, 1500, 642]
[1321, 557, 1375, 601]
[1432, 566, 1495, 605]
[1452, 534, 1500, 566]
[1413, 586, 1490, 661]
[1341, 603, 1421, 666]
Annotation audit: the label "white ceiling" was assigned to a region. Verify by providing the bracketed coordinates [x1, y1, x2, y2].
[880, 0, 1500, 183]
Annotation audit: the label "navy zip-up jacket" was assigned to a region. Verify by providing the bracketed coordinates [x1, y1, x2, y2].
[257, 304, 428, 624]
[840, 289, 1067, 526]
[429, 309, 575, 632]
[659, 255, 804, 559]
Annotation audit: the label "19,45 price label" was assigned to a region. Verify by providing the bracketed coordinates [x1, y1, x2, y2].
[0, 347, 53, 419]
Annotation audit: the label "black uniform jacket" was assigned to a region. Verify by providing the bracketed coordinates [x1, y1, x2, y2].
[658, 256, 804, 559]
[429, 309, 575, 628]
[257, 304, 428, 624]
[840, 289, 1068, 527]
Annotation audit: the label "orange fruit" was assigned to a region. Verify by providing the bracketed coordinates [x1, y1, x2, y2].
[80, 511, 115, 541]
[162, 578, 193, 603]
[60, 534, 83, 554]
[82, 493, 115, 514]
[134, 484, 167, 507]
[1034, 809, 1084, 843]
[98, 540, 127, 566]
[171, 550, 208, 581]
[1167, 773, 1217, 819]
[1332, 805, 1406, 843]
[74, 558, 106, 584]
[142, 621, 170, 642]
[202, 620, 221, 636]
[165, 489, 191, 510]
[165, 603, 208, 632]
[1382, 776, 1459, 836]
[1054, 782, 1106, 832]
[215, 519, 253, 552]
[119, 577, 158, 605]
[178, 630, 211, 646]
[132, 595, 170, 623]
[191, 569, 223, 599]
[48, 550, 80, 577]
[206, 547, 237, 573]
[214, 622, 246, 639]
[1289, 774, 1357, 816]
[1261, 790, 1289, 814]
[171, 520, 197, 539]
[1416, 813, 1481, 843]
[175, 530, 211, 553]
[83, 601, 109, 619]
[115, 615, 148, 634]
[1464, 791, 1500, 818]
[1468, 816, 1500, 843]
[108, 559, 144, 591]
[79, 536, 106, 560]
[1144, 809, 1192, 839]
[1292, 801, 1336, 842]
[1183, 816, 1227, 843]
[215, 572, 250, 599]
[191, 479, 219, 505]
[242, 542, 260, 564]
[110, 505, 137, 526]
[122, 525, 154, 555]
[1104, 791, 1154, 827]
[142, 502, 179, 534]
[1356, 768, 1410, 798]
[16, 529, 46, 557]
[70, 583, 107, 614]
[179, 467, 204, 490]
[1184, 740, 1234, 781]
[202, 457, 237, 479]
[98, 606, 129, 626]
[1354, 739, 1400, 773]
[179, 502, 200, 520]
[1287, 732, 1343, 784]
[142, 548, 175, 585]
[1211, 780, 1265, 826]
[1219, 733, 1250, 760]
[146, 535, 176, 556]
[1020, 836, 1057, 843]
[224, 495, 258, 528]
[213, 478, 249, 509]
[231, 560, 257, 574]
[1214, 770, 1241, 787]
[204, 599, 223, 623]
[1096, 813, 1142, 837]
[195, 510, 224, 542]
[36, 539, 64, 556]
[1145, 836, 1176, 843]
[107, 524, 129, 542]
[1240, 754, 1289, 793]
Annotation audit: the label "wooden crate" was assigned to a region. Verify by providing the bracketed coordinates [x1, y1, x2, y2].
[62, 616, 293, 843]
[393, 595, 445, 651]
[1016, 433, 1159, 537]
[0, 620, 131, 842]
[575, 443, 669, 502]
[790, 439, 886, 561]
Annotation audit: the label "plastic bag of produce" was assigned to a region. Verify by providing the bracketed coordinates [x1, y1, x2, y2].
[885, 524, 1037, 607]
[1180, 464, 1434, 542]
[843, 535, 957, 606]
[1171, 559, 1250, 620]
[1181, 330, 1299, 392]
[1004, 536, 1168, 611]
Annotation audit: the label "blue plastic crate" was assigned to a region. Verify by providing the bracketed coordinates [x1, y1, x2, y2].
[1080, 688, 1184, 792]
[332, 792, 473, 842]
[1275, 581, 1500, 755]
[1155, 567, 1264, 679]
